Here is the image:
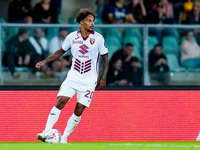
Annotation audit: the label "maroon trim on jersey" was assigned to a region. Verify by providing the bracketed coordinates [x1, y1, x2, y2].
[101, 52, 108, 56]
[91, 30, 95, 34]
[61, 47, 66, 52]
[75, 58, 81, 63]
[74, 62, 80, 67]
[74, 64, 80, 69]
[85, 65, 91, 70]
[96, 54, 100, 74]
[85, 59, 92, 64]
[84, 68, 91, 73]
[74, 67, 80, 73]
[74, 58, 92, 74]
[77, 29, 95, 41]
[85, 62, 91, 67]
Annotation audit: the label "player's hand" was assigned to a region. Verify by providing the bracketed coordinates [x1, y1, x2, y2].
[35, 60, 46, 70]
[98, 79, 106, 90]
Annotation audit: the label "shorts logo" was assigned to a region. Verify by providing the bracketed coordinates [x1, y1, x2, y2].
[50, 113, 56, 115]
[79, 44, 89, 55]
[90, 38, 95, 45]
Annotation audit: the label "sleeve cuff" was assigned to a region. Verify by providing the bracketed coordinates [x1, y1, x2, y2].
[61, 47, 66, 52]
[101, 52, 108, 56]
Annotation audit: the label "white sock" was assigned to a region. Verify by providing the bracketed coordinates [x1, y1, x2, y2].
[197, 132, 200, 141]
[62, 113, 81, 139]
[44, 106, 61, 132]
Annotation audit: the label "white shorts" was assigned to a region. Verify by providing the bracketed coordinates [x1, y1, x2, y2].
[57, 79, 96, 107]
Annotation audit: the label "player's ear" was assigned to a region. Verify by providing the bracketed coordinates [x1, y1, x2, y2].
[80, 20, 84, 25]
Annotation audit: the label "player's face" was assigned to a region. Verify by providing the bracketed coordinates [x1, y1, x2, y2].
[81, 15, 94, 32]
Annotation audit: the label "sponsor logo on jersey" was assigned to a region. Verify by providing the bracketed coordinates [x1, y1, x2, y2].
[79, 44, 89, 55]
[73, 40, 83, 44]
[78, 55, 89, 58]
[90, 38, 95, 45]
[75, 36, 80, 40]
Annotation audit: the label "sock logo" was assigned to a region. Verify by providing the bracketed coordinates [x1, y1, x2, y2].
[50, 113, 56, 115]
[74, 119, 78, 122]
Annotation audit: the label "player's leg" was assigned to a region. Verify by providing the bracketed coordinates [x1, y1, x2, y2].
[37, 96, 70, 142]
[37, 80, 76, 142]
[61, 86, 95, 143]
[45, 96, 70, 131]
[197, 132, 200, 141]
[61, 102, 86, 143]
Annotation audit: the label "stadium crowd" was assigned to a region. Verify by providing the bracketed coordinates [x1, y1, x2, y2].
[1, 0, 200, 86]
[6, 0, 200, 25]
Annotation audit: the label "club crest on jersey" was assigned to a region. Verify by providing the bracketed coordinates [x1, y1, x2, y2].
[90, 38, 95, 45]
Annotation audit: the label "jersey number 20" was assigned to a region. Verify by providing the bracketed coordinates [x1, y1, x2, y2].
[85, 90, 94, 99]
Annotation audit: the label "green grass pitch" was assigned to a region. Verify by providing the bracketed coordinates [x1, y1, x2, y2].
[1, 142, 200, 150]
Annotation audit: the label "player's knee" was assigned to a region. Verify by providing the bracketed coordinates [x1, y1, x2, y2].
[75, 103, 84, 110]
[74, 103, 86, 116]
[55, 96, 69, 109]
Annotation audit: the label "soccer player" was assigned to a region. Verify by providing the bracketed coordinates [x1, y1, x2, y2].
[35, 8, 109, 143]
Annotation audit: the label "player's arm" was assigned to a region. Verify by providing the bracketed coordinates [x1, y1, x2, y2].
[35, 48, 66, 70]
[99, 54, 109, 90]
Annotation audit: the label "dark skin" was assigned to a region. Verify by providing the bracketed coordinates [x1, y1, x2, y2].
[35, 15, 109, 117]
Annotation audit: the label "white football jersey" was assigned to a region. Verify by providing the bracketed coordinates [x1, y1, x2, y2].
[61, 29, 108, 85]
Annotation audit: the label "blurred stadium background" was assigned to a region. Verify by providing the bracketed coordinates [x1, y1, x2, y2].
[0, 0, 199, 86]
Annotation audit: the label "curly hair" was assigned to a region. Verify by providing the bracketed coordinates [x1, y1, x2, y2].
[76, 8, 97, 23]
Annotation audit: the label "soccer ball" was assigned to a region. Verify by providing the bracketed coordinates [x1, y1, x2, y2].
[44, 129, 61, 143]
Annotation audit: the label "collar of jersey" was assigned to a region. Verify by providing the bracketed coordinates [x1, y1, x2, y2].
[115, 2, 123, 8]
[77, 29, 94, 41]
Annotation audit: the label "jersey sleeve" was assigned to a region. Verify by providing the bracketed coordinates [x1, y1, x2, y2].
[61, 33, 72, 51]
[99, 36, 108, 56]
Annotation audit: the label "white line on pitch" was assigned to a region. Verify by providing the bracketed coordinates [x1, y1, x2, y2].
[108, 143, 200, 148]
